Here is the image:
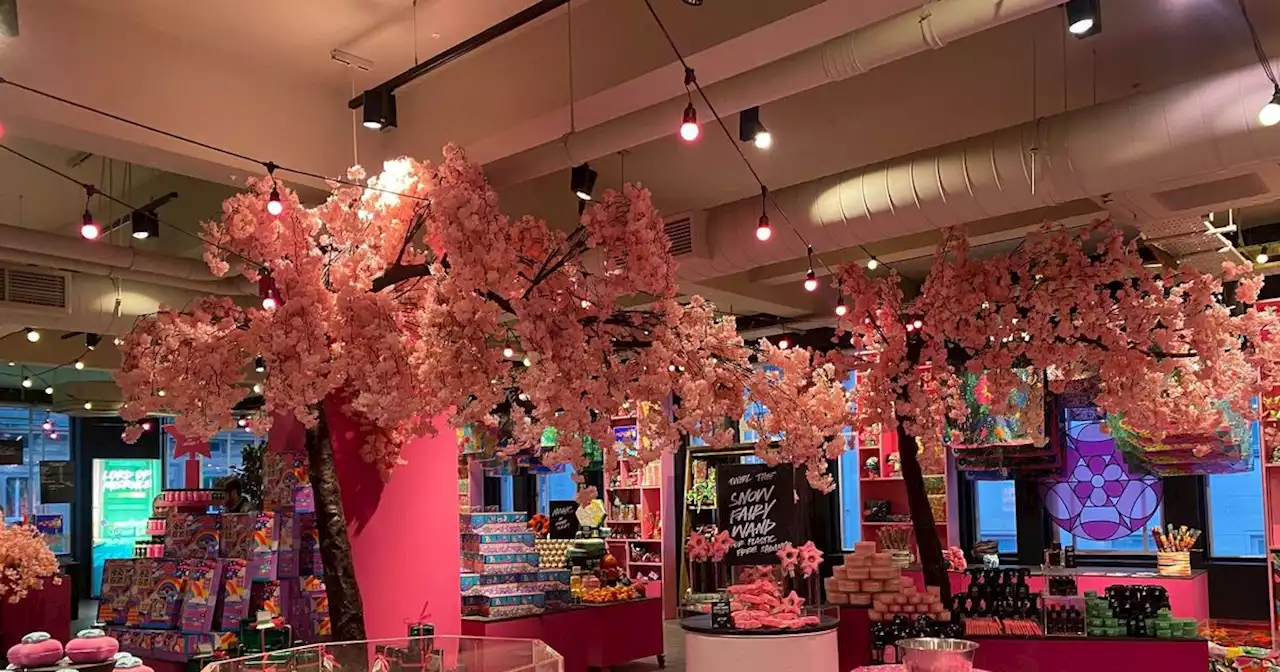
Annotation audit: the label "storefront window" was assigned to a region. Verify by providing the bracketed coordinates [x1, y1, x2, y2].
[160, 419, 260, 488]
[1206, 421, 1264, 558]
[973, 480, 1018, 553]
[537, 465, 578, 514]
[838, 430, 861, 550]
[0, 406, 72, 551]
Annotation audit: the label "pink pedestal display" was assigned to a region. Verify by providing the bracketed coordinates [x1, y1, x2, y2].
[460, 599, 664, 672]
[684, 628, 838, 672]
[901, 568, 1209, 622]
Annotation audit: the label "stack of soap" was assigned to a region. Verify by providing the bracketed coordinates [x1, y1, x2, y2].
[869, 584, 948, 622]
[824, 542, 903, 607]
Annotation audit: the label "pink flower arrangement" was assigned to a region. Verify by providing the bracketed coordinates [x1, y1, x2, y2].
[709, 530, 735, 562]
[0, 523, 61, 603]
[738, 565, 776, 583]
[944, 546, 967, 572]
[687, 529, 735, 563]
[798, 541, 824, 578]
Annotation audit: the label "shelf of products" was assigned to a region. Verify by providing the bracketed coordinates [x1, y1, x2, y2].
[602, 412, 674, 616]
[858, 428, 954, 558]
[1264, 383, 1280, 644]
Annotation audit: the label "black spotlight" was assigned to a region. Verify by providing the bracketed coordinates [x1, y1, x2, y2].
[85, 333, 101, 350]
[571, 163, 598, 201]
[362, 89, 397, 130]
[738, 106, 772, 150]
[130, 210, 160, 240]
[1064, 0, 1100, 38]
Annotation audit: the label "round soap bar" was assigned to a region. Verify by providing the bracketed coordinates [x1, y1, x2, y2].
[9, 633, 64, 668]
[66, 629, 119, 664]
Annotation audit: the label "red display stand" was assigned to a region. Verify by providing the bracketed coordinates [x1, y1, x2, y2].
[460, 598, 664, 672]
[0, 576, 70, 651]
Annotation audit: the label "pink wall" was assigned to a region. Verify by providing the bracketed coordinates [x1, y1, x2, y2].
[273, 403, 462, 638]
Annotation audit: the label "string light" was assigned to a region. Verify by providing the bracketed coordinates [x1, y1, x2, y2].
[41, 419, 52, 432]
[1239, 0, 1280, 126]
[756, 187, 772, 242]
[141, 421, 152, 431]
[252, 383, 263, 394]
[237, 418, 248, 427]
[835, 299, 848, 317]
[680, 103, 699, 142]
[48, 431, 58, 440]
[43, 386, 53, 395]
[777, 336, 790, 350]
[803, 246, 818, 291]
[1257, 248, 1270, 264]
[25, 328, 40, 343]
[259, 272, 280, 310]
[157, 389, 166, 397]
[265, 162, 283, 216]
[913, 319, 923, 329]
[21, 377, 32, 389]
[1261, 87, 1280, 127]
[866, 257, 880, 271]
[83, 401, 93, 410]
[502, 347, 515, 359]
[522, 356, 532, 367]
[80, 209, 100, 240]
[74, 359, 85, 370]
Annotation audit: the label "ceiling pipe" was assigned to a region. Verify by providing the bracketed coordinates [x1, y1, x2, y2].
[347, 0, 571, 110]
[481, 0, 1065, 187]
[0, 222, 239, 285]
[678, 68, 1280, 283]
[0, 273, 231, 336]
[0, 249, 252, 295]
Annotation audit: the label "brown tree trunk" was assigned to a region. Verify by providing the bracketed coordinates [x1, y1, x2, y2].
[304, 404, 368, 643]
[896, 423, 951, 604]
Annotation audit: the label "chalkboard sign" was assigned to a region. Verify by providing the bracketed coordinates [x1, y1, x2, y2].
[710, 599, 733, 629]
[548, 500, 580, 539]
[0, 438, 22, 466]
[717, 463, 797, 565]
[39, 460, 74, 504]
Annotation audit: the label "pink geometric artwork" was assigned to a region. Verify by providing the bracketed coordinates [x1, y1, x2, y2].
[1040, 416, 1162, 542]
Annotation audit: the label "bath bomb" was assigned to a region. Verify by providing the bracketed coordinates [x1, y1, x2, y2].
[8, 633, 64, 668]
[65, 629, 119, 664]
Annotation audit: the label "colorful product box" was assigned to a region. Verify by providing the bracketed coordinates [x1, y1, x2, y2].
[536, 569, 571, 591]
[217, 559, 252, 631]
[178, 559, 223, 634]
[130, 558, 185, 630]
[165, 514, 220, 559]
[262, 449, 308, 511]
[460, 532, 536, 555]
[459, 512, 528, 534]
[298, 575, 330, 640]
[297, 513, 324, 576]
[98, 559, 135, 625]
[461, 552, 540, 574]
[462, 592, 545, 618]
[276, 510, 300, 578]
[250, 580, 286, 619]
[224, 512, 279, 581]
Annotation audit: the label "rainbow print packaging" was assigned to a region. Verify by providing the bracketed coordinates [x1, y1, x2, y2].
[276, 510, 299, 579]
[217, 559, 252, 631]
[164, 513, 220, 559]
[97, 559, 135, 625]
[132, 558, 185, 629]
[179, 559, 223, 634]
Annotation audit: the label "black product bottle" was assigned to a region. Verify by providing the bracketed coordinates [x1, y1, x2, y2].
[1064, 545, 1077, 568]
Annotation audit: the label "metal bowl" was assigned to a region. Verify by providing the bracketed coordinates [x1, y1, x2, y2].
[896, 638, 979, 672]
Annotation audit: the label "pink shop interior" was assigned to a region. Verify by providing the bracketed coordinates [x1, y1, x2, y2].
[4, 1, 1280, 671]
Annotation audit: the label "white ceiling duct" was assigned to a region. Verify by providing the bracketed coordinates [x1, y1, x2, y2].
[679, 67, 1280, 282]
[481, 0, 1065, 186]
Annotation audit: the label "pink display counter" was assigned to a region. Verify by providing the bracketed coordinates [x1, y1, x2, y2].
[681, 614, 840, 672]
[970, 635, 1209, 672]
[461, 598, 664, 672]
[901, 567, 1209, 623]
[0, 576, 70, 651]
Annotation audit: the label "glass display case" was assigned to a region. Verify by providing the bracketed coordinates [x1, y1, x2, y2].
[202, 635, 563, 672]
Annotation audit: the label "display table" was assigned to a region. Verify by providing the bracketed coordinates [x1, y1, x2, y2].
[901, 567, 1210, 623]
[680, 614, 840, 672]
[970, 635, 1209, 672]
[461, 598, 664, 672]
[0, 576, 70, 651]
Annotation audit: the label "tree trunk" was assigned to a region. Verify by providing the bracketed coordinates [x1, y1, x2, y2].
[304, 404, 368, 643]
[896, 423, 951, 604]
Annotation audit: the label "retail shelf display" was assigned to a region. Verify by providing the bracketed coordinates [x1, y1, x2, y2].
[603, 412, 676, 618]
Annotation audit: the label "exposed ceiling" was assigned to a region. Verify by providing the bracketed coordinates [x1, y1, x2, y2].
[3, 0, 1280, 396]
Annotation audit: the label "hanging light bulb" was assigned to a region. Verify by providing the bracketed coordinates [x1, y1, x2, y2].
[522, 356, 532, 367]
[141, 421, 152, 431]
[25, 328, 40, 343]
[835, 299, 848, 317]
[48, 431, 58, 440]
[679, 103, 700, 142]
[83, 401, 93, 410]
[41, 419, 52, 432]
[1257, 248, 1270, 264]
[755, 214, 772, 242]
[21, 377, 32, 389]
[259, 272, 280, 310]
[502, 347, 515, 359]
[237, 418, 248, 428]
[777, 336, 790, 350]
[913, 319, 923, 329]
[1261, 86, 1280, 127]
[252, 383, 264, 395]
[267, 185, 284, 216]
[157, 389, 166, 397]
[43, 386, 53, 395]
[80, 209, 100, 240]
[866, 257, 880, 271]
[254, 357, 266, 373]
[804, 269, 818, 292]
[74, 359, 85, 370]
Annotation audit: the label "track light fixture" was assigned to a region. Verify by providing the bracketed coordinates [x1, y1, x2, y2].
[1064, 0, 1100, 38]
[80, 209, 100, 240]
[86, 333, 101, 350]
[361, 88, 397, 130]
[756, 187, 772, 242]
[571, 163, 598, 201]
[25, 328, 40, 343]
[739, 106, 772, 150]
[157, 389, 166, 397]
[254, 356, 266, 373]
[130, 210, 160, 239]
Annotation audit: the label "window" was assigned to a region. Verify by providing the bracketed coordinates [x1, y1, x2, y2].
[537, 465, 578, 514]
[0, 406, 73, 551]
[838, 431, 861, 550]
[973, 480, 1018, 553]
[1207, 420, 1264, 558]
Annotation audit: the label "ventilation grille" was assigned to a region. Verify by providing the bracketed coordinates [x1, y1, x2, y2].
[2, 267, 68, 309]
[665, 217, 694, 257]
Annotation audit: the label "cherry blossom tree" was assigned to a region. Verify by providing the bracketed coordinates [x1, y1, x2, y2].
[113, 145, 853, 639]
[826, 221, 1279, 593]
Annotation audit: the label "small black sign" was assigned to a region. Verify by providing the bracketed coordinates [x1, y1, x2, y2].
[39, 460, 74, 504]
[0, 437, 22, 466]
[549, 500, 580, 539]
[717, 463, 797, 565]
[711, 599, 733, 629]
